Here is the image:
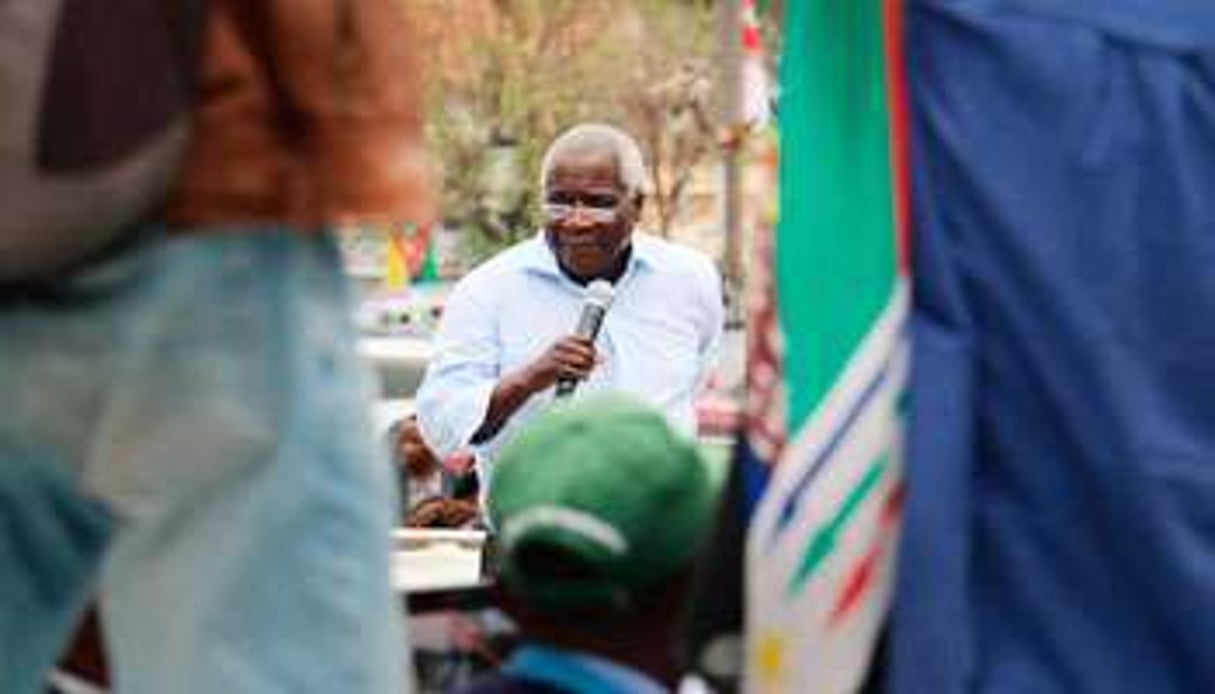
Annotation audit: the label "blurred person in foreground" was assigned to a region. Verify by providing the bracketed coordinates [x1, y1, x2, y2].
[0, 1, 431, 692]
[458, 394, 721, 694]
[417, 123, 723, 500]
[892, 2, 1215, 693]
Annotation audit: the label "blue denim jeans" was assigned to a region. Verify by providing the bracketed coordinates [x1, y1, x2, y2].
[0, 229, 408, 693]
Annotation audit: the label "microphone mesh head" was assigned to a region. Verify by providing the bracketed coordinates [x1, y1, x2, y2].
[586, 279, 615, 309]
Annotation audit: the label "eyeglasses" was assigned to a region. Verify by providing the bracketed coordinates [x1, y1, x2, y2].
[542, 199, 621, 224]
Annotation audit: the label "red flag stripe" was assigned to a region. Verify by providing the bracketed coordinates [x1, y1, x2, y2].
[882, 0, 912, 276]
[828, 482, 904, 626]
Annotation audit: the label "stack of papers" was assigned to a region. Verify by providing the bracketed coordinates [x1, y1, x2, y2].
[391, 528, 486, 592]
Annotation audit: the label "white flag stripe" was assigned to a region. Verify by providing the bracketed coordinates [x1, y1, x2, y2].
[745, 282, 909, 693]
[756, 282, 908, 528]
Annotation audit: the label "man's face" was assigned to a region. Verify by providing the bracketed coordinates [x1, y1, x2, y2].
[542, 148, 638, 281]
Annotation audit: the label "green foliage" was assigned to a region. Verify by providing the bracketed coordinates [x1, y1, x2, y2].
[425, 0, 717, 265]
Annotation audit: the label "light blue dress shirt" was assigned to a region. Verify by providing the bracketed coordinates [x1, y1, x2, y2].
[416, 232, 722, 483]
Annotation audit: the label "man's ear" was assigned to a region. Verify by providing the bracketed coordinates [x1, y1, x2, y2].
[631, 192, 645, 217]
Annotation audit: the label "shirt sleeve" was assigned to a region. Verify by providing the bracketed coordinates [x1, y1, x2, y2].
[415, 276, 501, 459]
[255, 0, 434, 224]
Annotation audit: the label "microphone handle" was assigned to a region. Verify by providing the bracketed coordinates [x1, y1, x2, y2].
[555, 303, 608, 397]
[574, 303, 608, 341]
[555, 377, 578, 398]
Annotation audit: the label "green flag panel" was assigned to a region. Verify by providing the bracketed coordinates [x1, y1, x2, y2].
[777, 0, 898, 430]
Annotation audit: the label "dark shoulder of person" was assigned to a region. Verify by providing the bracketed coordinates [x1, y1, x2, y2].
[456, 672, 572, 694]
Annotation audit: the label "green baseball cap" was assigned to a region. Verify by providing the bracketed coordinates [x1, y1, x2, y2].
[489, 393, 720, 614]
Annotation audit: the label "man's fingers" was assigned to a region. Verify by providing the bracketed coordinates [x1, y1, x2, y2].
[557, 358, 593, 377]
[536, 336, 597, 386]
[554, 341, 596, 366]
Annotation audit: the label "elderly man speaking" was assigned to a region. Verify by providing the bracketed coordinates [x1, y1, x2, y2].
[417, 123, 722, 496]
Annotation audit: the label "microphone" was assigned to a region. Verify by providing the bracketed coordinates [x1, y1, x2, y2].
[555, 279, 615, 398]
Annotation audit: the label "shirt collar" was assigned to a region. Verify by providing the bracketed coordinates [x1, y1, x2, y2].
[504, 644, 668, 694]
[518, 231, 657, 283]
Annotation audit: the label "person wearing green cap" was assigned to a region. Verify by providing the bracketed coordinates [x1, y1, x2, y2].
[458, 393, 721, 694]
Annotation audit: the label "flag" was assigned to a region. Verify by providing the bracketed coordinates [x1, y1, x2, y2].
[743, 1, 910, 692]
[740, 0, 772, 126]
[383, 222, 431, 291]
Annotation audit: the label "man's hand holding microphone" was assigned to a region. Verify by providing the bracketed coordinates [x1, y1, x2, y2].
[470, 280, 615, 443]
[521, 335, 598, 395]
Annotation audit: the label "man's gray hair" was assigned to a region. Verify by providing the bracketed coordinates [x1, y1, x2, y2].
[539, 123, 650, 198]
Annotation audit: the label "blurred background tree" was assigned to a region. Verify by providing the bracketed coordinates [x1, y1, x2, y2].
[407, 0, 719, 266]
